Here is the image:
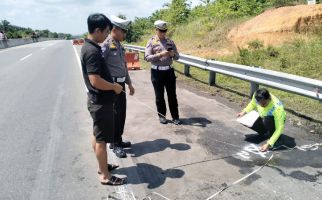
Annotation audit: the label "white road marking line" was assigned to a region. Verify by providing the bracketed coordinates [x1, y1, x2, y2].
[41, 47, 47, 50]
[20, 53, 32, 61]
[72, 45, 87, 93]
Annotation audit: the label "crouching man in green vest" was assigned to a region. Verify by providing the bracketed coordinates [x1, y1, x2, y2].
[237, 88, 286, 152]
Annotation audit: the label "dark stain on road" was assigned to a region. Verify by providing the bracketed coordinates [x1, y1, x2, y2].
[196, 119, 322, 185]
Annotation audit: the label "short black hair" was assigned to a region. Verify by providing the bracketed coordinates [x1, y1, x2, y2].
[87, 13, 112, 34]
[255, 88, 271, 102]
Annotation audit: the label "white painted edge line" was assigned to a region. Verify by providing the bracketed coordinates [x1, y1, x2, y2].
[72, 44, 87, 93]
[20, 53, 32, 61]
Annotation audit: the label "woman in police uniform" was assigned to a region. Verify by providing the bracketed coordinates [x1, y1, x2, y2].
[144, 20, 181, 125]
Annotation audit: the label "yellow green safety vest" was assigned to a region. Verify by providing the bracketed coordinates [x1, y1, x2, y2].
[243, 94, 286, 146]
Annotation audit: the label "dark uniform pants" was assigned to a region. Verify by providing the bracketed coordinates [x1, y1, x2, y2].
[151, 68, 179, 120]
[114, 82, 127, 144]
[251, 116, 275, 136]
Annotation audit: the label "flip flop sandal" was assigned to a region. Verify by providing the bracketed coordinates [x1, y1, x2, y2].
[97, 164, 119, 174]
[100, 175, 126, 186]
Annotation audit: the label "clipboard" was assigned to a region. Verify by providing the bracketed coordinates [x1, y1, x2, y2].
[237, 110, 260, 127]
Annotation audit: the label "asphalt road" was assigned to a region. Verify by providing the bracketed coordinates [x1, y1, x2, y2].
[0, 41, 321, 200]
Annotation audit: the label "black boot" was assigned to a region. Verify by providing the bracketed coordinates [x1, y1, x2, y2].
[173, 118, 182, 125]
[159, 116, 168, 124]
[113, 146, 127, 158]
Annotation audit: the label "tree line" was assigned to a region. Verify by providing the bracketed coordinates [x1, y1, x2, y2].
[0, 20, 72, 39]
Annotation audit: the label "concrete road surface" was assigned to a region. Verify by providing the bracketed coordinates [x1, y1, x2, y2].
[0, 41, 321, 200]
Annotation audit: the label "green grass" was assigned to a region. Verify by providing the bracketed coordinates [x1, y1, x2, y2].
[137, 42, 322, 133]
[132, 16, 248, 55]
[132, 17, 322, 134]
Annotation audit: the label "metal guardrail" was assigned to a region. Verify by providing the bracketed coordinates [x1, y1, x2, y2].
[124, 44, 322, 102]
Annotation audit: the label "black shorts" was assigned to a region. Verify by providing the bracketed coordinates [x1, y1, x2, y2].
[87, 98, 115, 143]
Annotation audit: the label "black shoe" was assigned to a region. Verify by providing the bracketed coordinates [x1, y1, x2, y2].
[173, 119, 182, 125]
[110, 141, 131, 149]
[119, 141, 131, 148]
[113, 146, 127, 158]
[159, 117, 168, 124]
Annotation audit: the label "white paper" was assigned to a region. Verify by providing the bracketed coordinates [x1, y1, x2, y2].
[237, 110, 259, 127]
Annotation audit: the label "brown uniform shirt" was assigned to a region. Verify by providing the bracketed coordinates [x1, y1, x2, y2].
[101, 35, 132, 84]
[144, 35, 180, 66]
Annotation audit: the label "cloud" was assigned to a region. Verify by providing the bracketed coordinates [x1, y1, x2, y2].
[0, 0, 201, 35]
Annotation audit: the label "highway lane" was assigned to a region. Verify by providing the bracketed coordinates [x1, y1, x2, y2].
[0, 41, 321, 200]
[0, 40, 117, 200]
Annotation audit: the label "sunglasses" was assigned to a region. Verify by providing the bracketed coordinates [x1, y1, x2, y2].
[158, 29, 168, 33]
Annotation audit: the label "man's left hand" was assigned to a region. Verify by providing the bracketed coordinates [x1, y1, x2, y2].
[259, 143, 270, 152]
[128, 84, 135, 96]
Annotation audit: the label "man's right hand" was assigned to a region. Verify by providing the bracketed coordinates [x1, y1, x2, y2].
[113, 83, 123, 94]
[160, 51, 170, 57]
[237, 111, 246, 118]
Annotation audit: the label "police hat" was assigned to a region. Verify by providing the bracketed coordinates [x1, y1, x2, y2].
[154, 20, 168, 31]
[110, 15, 131, 31]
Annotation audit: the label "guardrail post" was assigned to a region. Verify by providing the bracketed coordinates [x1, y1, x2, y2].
[249, 66, 260, 98]
[184, 64, 190, 77]
[250, 82, 259, 98]
[209, 71, 216, 86]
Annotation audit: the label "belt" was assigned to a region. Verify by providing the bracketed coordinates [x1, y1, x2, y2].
[113, 77, 126, 83]
[151, 65, 171, 71]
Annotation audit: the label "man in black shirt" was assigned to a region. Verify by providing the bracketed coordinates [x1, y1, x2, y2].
[81, 13, 125, 185]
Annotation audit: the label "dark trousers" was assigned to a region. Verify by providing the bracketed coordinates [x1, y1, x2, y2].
[151, 68, 179, 120]
[251, 116, 276, 136]
[114, 82, 127, 144]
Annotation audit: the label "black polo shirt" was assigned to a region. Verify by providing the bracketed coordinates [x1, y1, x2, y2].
[81, 38, 114, 103]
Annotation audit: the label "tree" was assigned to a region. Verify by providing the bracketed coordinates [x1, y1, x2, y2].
[117, 14, 127, 20]
[126, 17, 152, 43]
[0, 20, 10, 31]
[167, 0, 191, 25]
[52, 32, 58, 38]
[200, 0, 211, 4]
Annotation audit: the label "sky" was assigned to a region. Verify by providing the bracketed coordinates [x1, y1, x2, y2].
[0, 0, 202, 35]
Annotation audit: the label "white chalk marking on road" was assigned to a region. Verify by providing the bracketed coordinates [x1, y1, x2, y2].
[206, 139, 322, 199]
[20, 53, 32, 61]
[236, 144, 268, 160]
[109, 147, 137, 200]
[206, 154, 274, 200]
[152, 192, 172, 200]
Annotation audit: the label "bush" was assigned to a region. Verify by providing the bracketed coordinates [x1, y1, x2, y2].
[248, 39, 264, 50]
[266, 46, 280, 57]
[269, 0, 306, 7]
